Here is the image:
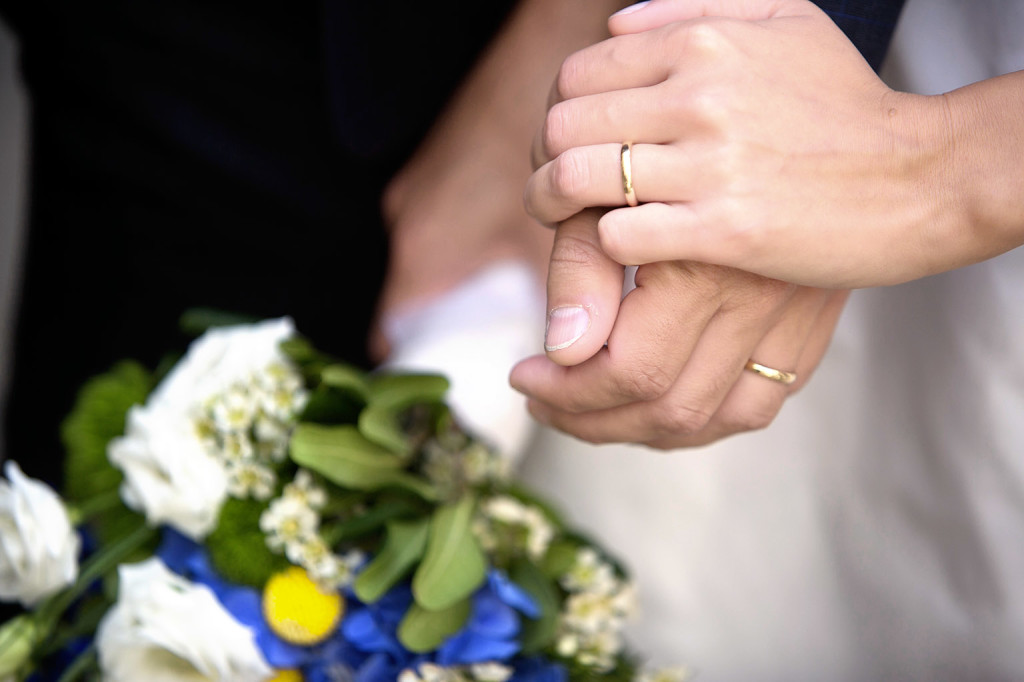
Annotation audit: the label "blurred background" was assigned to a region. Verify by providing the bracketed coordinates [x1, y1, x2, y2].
[0, 19, 27, 462]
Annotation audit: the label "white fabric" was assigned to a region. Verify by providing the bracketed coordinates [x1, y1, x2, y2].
[518, 2, 1024, 679]
[382, 260, 545, 460]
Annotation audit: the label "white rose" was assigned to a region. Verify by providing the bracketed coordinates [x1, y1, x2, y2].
[0, 461, 80, 607]
[96, 558, 272, 682]
[107, 318, 294, 539]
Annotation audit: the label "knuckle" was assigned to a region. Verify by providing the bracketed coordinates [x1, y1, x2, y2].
[681, 18, 735, 58]
[556, 51, 587, 101]
[549, 232, 603, 270]
[653, 400, 714, 436]
[612, 362, 675, 402]
[549, 148, 591, 201]
[720, 395, 784, 433]
[689, 87, 730, 131]
[542, 101, 575, 158]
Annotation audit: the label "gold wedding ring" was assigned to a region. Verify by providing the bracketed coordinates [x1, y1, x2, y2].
[620, 142, 638, 207]
[744, 360, 797, 385]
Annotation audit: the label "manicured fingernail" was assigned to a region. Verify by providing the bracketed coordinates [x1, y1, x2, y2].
[545, 306, 590, 351]
[612, 1, 651, 17]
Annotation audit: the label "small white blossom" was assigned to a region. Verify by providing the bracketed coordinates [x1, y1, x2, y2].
[260, 496, 319, 553]
[210, 386, 257, 434]
[219, 432, 256, 462]
[555, 549, 637, 673]
[0, 462, 80, 607]
[563, 590, 623, 635]
[225, 459, 276, 500]
[574, 628, 621, 672]
[476, 495, 555, 561]
[561, 548, 618, 596]
[287, 536, 362, 591]
[283, 469, 327, 510]
[470, 662, 513, 682]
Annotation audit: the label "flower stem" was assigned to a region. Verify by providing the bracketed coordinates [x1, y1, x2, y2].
[36, 522, 156, 630]
[54, 640, 96, 682]
[66, 490, 124, 526]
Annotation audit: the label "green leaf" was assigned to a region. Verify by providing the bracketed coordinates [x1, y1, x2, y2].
[320, 364, 370, 401]
[299, 385, 364, 426]
[178, 308, 260, 336]
[358, 404, 411, 457]
[59, 361, 152, 544]
[290, 424, 436, 499]
[397, 598, 472, 653]
[321, 495, 427, 545]
[207, 497, 290, 587]
[412, 494, 487, 610]
[510, 559, 561, 654]
[367, 373, 449, 411]
[278, 336, 320, 364]
[353, 518, 430, 604]
[539, 538, 580, 580]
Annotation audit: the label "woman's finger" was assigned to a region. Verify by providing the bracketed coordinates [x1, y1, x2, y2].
[525, 142, 705, 226]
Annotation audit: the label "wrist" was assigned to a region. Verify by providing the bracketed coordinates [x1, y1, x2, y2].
[906, 74, 1024, 277]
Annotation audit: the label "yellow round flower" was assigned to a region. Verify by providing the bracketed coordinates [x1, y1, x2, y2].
[262, 566, 344, 645]
[268, 670, 304, 682]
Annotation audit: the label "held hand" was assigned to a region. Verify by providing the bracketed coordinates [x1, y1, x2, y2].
[509, 210, 848, 449]
[525, 0, 961, 289]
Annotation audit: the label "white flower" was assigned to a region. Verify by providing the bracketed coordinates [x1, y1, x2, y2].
[107, 318, 294, 540]
[470, 662, 514, 681]
[282, 469, 327, 510]
[225, 459, 276, 500]
[260, 496, 319, 553]
[96, 558, 272, 682]
[476, 495, 554, 561]
[0, 461, 80, 607]
[561, 548, 618, 596]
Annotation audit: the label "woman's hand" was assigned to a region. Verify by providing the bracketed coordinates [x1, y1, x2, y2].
[523, 0, 1011, 290]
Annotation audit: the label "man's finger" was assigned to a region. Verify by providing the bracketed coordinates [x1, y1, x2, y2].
[540, 209, 625, 366]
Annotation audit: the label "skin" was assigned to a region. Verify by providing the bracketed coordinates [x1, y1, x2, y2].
[511, 0, 860, 448]
[372, 0, 630, 361]
[525, 0, 1024, 288]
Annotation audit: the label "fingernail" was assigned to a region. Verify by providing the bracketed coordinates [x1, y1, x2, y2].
[612, 1, 651, 17]
[545, 306, 590, 351]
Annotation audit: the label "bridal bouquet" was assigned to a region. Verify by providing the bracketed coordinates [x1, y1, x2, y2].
[0, 317, 688, 682]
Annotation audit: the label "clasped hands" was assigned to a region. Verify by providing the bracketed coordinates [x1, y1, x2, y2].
[509, 0, 931, 448]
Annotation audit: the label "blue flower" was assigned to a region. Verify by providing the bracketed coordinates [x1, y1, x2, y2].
[510, 656, 570, 682]
[155, 528, 371, 675]
[436, 569, 540, 666]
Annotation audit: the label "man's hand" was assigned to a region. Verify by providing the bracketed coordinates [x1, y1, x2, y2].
[510, 209, 847, 448]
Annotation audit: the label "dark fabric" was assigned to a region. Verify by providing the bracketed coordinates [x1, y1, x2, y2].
[0, 0, 906, 487]
[0, 1, 515, 485]
[813, 0, 907, 71]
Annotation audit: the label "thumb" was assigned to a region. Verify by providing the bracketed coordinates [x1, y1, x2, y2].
[609, 0, 795, 35]
[540, 209, 626, 366]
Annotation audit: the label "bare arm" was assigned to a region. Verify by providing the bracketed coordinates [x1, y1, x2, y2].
[373, 0, 629, 359]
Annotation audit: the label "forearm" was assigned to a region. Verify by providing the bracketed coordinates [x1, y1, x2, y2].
[384, 0, 629, 225]
[375, 0, 628, 354]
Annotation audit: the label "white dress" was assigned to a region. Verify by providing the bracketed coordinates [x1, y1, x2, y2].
[516, 1, 1024, 679]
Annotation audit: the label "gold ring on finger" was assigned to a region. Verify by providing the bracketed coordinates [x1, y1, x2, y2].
[620, 142, 638, 207]
[744, 359, 797, 385]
